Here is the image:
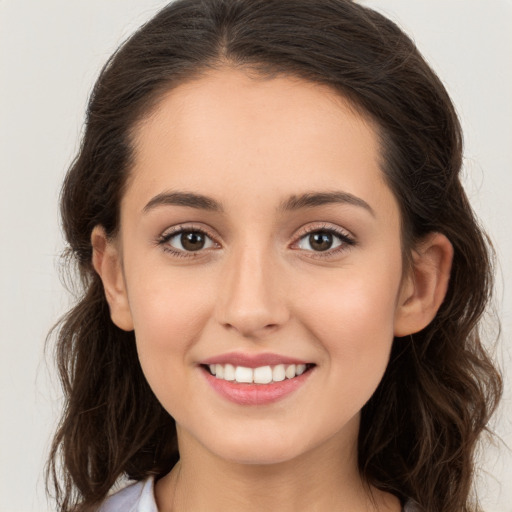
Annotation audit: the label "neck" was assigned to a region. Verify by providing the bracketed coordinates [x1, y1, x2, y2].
[155, 418, 400, 512]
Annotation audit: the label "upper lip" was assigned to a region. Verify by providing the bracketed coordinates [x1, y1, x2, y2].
[200, 352, 312, 368]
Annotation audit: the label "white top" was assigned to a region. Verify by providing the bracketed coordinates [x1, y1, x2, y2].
[98, 478, 158, 512]
[98, 477, 419, 511]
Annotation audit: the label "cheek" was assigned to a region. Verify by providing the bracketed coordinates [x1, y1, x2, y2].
[303, 262, 400, 334]
[128, 266, 211, 342]
[297, 261, 401, 387]
[126, 271, 213, 398]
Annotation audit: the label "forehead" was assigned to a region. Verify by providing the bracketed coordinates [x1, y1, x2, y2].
[125, 67, 393, 219]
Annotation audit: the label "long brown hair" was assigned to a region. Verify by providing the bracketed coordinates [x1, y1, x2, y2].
[46, 1, 502, 511]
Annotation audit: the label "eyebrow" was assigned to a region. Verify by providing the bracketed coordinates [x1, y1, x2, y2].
[278, 191, 375, 216]
[143, 190, 375, 216]
[143, 191, 223, 213]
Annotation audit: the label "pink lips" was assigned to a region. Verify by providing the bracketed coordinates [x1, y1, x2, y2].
[199, 352, 314, 406]
[200, 352, 310, 368]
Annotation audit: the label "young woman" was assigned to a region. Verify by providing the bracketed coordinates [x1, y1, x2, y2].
[46, 1, 502, 511]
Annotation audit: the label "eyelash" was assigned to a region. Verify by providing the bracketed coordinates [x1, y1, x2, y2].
[156, 223, 356, 260]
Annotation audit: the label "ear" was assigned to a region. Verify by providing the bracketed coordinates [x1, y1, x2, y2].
[394, 232, 453, 337]
[91, 226, 134, 331]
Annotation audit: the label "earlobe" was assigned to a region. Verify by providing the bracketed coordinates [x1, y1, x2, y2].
[394, 233, 453, 337]
[91, 226, 134, 331]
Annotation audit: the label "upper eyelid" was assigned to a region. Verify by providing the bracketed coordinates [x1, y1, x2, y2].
[160, 223, 218, 240]
[294, 222, 354, 240]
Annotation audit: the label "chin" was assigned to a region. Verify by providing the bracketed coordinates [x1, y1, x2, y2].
[194, 426, 306, 466]
[219, 445, 302, 466]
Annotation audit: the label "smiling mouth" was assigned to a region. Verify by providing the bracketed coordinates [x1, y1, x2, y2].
[201, 363, 316, 384]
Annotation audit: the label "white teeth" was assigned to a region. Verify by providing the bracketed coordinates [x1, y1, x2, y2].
[254, 365, 273, 384]
[285, 364, 296, 379]
[224, 364, 235, 381]
[296, 364, 306, 375]
[208, 363, 310, 383]
[235, 366, 254, 383]
[272, 364, 286, 382]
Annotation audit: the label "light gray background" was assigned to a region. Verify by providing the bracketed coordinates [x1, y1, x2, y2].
[0, 1, 510, 511]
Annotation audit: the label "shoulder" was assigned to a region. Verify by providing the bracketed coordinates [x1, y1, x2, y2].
[97, 477, 157, 512]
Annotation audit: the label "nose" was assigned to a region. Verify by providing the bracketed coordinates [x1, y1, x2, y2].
[215, 243, 290, 339]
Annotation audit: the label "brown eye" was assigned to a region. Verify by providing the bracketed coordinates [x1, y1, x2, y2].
[180, 231, 206, 251]
[308, 232, 334, 251]
[297, 230, 344, 252]
[161, 229, 216, 254]
[293, 224, 356, 258]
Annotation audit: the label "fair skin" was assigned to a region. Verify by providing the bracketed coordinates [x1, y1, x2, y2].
[92, 68, 453, 511]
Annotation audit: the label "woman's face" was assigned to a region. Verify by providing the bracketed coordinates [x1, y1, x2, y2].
[109, 68, 411, 465]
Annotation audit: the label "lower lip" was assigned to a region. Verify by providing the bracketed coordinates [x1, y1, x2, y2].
[201, 366, 314, 406]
